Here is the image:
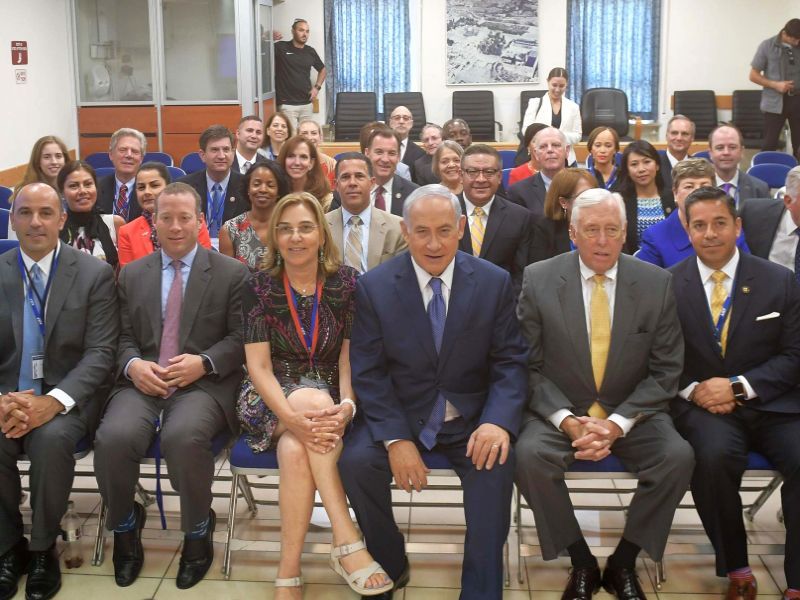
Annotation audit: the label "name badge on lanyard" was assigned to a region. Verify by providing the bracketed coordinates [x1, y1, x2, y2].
[17, 251, 59, 379]
[283, 272, 323, 382]
[713, 294, 733, 350]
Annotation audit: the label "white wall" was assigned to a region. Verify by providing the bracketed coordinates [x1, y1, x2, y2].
[0, 0, 78, 173]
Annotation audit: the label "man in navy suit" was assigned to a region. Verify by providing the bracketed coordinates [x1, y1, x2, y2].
[708, 125, 770, 206]
[669, 186, 800, 600]
[97, 128, 146, 222]
[339, 184, 528, 599]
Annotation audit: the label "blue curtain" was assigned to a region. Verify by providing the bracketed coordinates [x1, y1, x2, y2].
[324, 0, 410, 120]
[566, 0, 661, 120]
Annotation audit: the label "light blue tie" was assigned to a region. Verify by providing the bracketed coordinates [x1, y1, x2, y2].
[419, 277, 447, 450]
[19, 264, 45, 395]
[210, 183, 222, 237]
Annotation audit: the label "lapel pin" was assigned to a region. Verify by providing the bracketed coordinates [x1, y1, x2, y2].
[229, 196, 235, 202]
[665, 206, 672, 214]
[742, 286, 750, 294]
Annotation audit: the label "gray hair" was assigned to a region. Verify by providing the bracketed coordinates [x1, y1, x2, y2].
[533, 126, 568, 148]
[419, 123, 443, 141]
[786, 165, 800, 200]
[109, 127, 147, 154]
[570, 188, 627, 227]
[402, 184, 462, 226]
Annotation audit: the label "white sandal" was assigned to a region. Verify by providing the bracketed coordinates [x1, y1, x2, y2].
[330, 540, 393, 596]
[274, 575, 303, 590]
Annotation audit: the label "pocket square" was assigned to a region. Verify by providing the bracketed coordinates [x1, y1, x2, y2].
[755, 312, 780, 321]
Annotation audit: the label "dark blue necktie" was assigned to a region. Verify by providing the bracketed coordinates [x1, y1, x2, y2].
[19, 264, 44, 395]
[210, 183, 222, 237]
[794, 229, 800, 285]
[419, 277, 446, 450]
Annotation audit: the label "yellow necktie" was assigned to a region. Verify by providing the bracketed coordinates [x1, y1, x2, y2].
[589, 274, 610, 418]
[470, 207, 485, 256]
[710, 270, 730, 355]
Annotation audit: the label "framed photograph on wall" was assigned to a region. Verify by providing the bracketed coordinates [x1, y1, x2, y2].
[446, 0, 539, 85]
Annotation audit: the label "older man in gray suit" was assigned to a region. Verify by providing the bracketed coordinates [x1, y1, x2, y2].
[94, 182, 249, 590]
[1, 183, 118, 600]
[325, 152, 407, 274]
[515, 188, 694, 600]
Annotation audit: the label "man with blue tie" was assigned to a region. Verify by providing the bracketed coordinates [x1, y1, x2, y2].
[178, 125, 249, 247]
[708, 125, 770, 206]
[339, 184, 528, 599]
[0, 183, 118, 600]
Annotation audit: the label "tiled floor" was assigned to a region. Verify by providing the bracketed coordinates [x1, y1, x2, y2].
[13, 457, 789, 599]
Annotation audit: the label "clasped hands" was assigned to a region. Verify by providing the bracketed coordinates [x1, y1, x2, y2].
[128, 354, 206, 398]
[562, 415, 623, 461]
[0, 390, 62, 439]
[286, 402, 354, 455]
[690, 377, 737, 414]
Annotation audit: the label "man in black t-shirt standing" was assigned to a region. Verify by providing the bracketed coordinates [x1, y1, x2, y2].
[274, 18, 326, 130]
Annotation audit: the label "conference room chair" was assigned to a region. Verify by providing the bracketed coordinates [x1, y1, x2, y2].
[0, 208, 8, 239]
[0, 239, 19, 254]
[673, 90, 718, 140]
[0, 185, 12, 209]
[383, 92, 427, 139]
[518, 90, 547, 140]
[93, 167, 115, 179]
[580, 88, 630, 140]
[167, 166, 186, 180]
[732, 89, 766, 149]
[143, 152, 174, 166]
[180, 152, 206, 175]
[452, 90, 503, 142]
[334, 92, 378, 142]
[84, 153, 114, 169]
[751, 151, 798, 168]
[747, 163, 792, 189]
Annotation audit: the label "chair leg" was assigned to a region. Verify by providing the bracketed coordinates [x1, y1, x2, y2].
[135, 481, 155, 507]
[745, 476, 782, 522]
[238, 474, 257, 516]
[655, 560, 666, 588]
[222, 473, 240, 579]
[92, 498, 107, 566]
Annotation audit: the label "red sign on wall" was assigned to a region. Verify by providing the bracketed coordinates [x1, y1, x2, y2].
[12, 41, 28, 65]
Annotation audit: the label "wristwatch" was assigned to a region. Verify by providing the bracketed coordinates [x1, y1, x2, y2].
[313, 84, 321, 90]
[730, 376, 746, 404]
[201, 355, 213, 375]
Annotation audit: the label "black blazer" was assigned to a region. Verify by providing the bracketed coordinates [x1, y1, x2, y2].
[97, 174, 142, 222]
[659, 152, 674, 190]
[508, 172, 547, 218]
[530, 215, 571, 263]
[233, 152, 268, 175]
[329, 175, 418, 217]
[411, 154, 438, 186]
[177, 169, 249, 225]
[401, 140, 426, 168]
[622, 190, 676, 254]
[669, 252, 800, 417]
[739, 196, 786, 259]
[457, 193, 533, 295]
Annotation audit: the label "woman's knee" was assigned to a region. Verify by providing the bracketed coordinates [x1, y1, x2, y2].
[277, 432, 311, 471]
[287, 388, 334, 412]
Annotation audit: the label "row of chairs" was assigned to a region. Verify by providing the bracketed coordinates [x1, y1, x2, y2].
[673, 89, 767, 149]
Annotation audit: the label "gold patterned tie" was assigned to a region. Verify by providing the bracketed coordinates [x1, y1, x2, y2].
[344, 215, 364, 273]
[710, 270, 730, 355]
[589, 274, 610, 418]
[470, 207, 485, 256]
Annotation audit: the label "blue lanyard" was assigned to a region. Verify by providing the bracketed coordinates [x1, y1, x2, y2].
[206, 186, 226, 230]
[17, 251, 59, 338]
[712, 294, 733, 349]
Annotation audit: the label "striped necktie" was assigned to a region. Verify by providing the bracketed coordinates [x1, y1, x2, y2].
[344, 215, 364, 273]
[116, 184, 129, 221]
[470, 206, 486, 256]
[710, 270, 730, 355]
[588, 274, 610, 418]
[19, 264, 45, 395]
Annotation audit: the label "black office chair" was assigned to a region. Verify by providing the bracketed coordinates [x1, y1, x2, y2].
[452, 90, 503, 142]
[580, 87, 630, 140]
[333, 92, 377, 142]
[518, 90, 547, 137]
[673, 90, 718, 139]
[732, 89, 766, 149]
[384, 92, 426, 139]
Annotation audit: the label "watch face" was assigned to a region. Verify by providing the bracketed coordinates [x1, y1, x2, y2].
[731, 381, 745, 398]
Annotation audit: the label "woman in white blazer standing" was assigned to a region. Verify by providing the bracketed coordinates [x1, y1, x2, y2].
[522, 67, 582, 166]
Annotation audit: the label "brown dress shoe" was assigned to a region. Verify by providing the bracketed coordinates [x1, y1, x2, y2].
[726, 577, 757, 600]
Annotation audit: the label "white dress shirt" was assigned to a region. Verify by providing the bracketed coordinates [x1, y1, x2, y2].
[768, 209, 798, 272]
[235, 150, 257, 173]
[463, 195, 494, 237]
[371, 179, 394, 209]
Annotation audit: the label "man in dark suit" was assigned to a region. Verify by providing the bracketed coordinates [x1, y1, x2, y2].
[709, 124, 770, 206]
[93, 183, 248, 590]
[389, 106, 426, 169]
[669, 186, 800, 600]
[516, 188, 693, 600]
[456, 144, 532, 294]
[178, 125, 248, 242]
[233, 115, 267, 174]
[1, 183, 118, 600]
[740, 165, 800, 278]
[339, 184, 528, 599]
[364, 128, 419, 216]
[97, 127, 146, 222]
[658, 115, 695, 190]
[410, 124, 442, 186]
[509, 126, 568, 218]
[442, 118, 472, 149]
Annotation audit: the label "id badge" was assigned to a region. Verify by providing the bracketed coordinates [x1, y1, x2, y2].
[31, 354, 45, 380]
[300, 372, 327, 391]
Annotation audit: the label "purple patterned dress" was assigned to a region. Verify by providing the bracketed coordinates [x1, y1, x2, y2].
[237, 265, 358, 452]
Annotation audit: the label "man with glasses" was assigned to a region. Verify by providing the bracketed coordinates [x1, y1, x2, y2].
[274, 18, 326, 129]
[516, 188, 693, 600]
[509, 126, 568, 218]
[750, 18, 800, 158]
[390, 106, 425, 169]
[457, 144, 532, 294]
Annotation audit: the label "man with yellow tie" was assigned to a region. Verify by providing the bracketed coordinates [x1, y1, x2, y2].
[669, 186, 800, 600]
[515, 188, 693, 600]
[456, 144, 533, 295]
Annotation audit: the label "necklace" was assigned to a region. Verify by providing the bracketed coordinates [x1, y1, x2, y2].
[288, 276, 317, 295]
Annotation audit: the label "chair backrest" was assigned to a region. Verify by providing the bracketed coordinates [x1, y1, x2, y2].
[84, 152, 114, 169]
[519, 90, 547, 128]
[0, 208, 9, 239]
[673, 90, 718, 140]
[334, 92, 378, 142]
[0, 239, 19, 255]
[180, 152, 205, 175]
[580, 88, 629, 139]
[383, 92, 426, 140]
[452, 90, 497, 142]
[747, 163, 792, 189]
[502, 168, 511, 189]
[143, 152, 174, 166]
[692, 150, 711, 161]
[167, 166, 187, 181]
[752, 151, 798, 168]
[732, 90, 765, 149]
[0, 186, 12, 209]
[94, 167, 116, 180]
[498, 150, 517, 170]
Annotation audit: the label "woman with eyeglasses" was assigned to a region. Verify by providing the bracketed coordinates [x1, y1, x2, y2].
[238, 192, 393, 598]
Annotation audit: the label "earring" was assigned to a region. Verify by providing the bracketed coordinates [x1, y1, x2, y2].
[275, 251, 282, 266]
[318, 247, 325, 264]
[562, 206, 568, 219]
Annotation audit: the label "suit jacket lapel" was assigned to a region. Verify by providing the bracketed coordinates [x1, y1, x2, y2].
[457, 195, 473, 254]
[44, 244, 77, 345]
[145, 253, 163, 343]
[327, 209, 345, 255]
[1, 251, 24, 355]
[481, 198, 504, 257]
[179, 247, 211, 349]
[367, 208, 388, 271]
[681, 259, 723, 360]
[557, 255, 594, 391]
[394, 255, 437, 365]
[437, 254, 476, 370]
[605, 260, 638, 388]
[727, 254, 756, 344]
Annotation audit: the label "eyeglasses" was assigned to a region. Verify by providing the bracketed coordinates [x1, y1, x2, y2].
[579, 226, 623, 239]
[391, 115, 412, 122]
[275, 224, 317, 237]
[463, 168, 500, 179]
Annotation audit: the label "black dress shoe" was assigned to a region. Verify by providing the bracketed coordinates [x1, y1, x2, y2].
[112, 502, 147, 587]
[176, 509, 215, 590]
[602, 564, 647, 599]
[561, 565, 601, 600]
[0, 538, 30, 600]
[361, 557, 410, 600]
[25, 545, 60, 600]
